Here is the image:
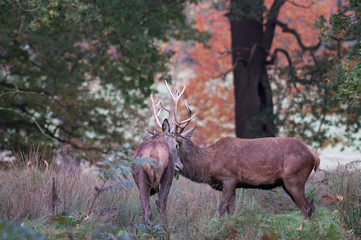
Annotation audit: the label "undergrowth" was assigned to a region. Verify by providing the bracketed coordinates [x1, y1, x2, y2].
[0, 151, 360, 239]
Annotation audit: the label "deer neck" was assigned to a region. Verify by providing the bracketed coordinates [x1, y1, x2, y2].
[180, 140, 213, 183]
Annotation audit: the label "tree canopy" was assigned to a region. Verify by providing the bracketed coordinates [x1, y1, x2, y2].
[169, 0, 360, 151]
[315, 0, 361, 105]
[0, 0, 200, 158]
[1, 0, 359, 157]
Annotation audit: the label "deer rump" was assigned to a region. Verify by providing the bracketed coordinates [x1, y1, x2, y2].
[132, 138, 174, 195]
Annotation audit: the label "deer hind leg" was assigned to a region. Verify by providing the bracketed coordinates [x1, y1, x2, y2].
[155, 192, 168, 224]
[219, 180, 237, 217]
[282, 178, 313, 219]
[156, 168, 173, 224]
[138, 171, 152, 221]
[227, 189, 236, 214]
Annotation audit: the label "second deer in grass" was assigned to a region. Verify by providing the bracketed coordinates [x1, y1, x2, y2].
[162, 81, 320, 219]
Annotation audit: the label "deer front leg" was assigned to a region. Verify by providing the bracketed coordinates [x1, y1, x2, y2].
[219, 179, 237, 217]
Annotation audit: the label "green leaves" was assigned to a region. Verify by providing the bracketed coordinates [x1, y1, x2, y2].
[334, 59, 361, 104]
[0, 218, 45, 240]
[0, 0, 198, 156]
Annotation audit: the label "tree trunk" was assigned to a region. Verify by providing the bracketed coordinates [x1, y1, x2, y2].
[228, 0, 276, 138]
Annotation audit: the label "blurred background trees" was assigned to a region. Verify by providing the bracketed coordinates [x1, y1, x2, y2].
[315, 0, 361, 105]
[0, 0, 202, 159]
[0, 0, 360, 159]
[171, 0, 360, 150]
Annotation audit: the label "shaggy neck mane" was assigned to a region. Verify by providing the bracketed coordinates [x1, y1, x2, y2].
[181, 140, 213, 183]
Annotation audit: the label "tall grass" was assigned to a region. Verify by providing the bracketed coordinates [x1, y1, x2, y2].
[1, 151, 360, 239]
[0, 151, 140, 239]
[0, 158, 122, 222]
[320, 161, 361, 236]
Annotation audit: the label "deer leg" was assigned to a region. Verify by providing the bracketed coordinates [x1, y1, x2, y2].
[138, 171, 152, 221]
[156, 187, 170, 224]
[219, 180, 237, 217]
[227, 189, 236, 214]
[156, 168, 173, 224]
[283, 178, 313, 219]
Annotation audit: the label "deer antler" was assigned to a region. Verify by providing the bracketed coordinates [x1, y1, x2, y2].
[175, 98, 196, 134]
[163, 80, 196, 134]
[150, 92, 162, 129]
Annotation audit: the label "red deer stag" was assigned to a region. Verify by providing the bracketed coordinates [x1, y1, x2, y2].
[132, 93, 183, 222]
[163, 83, 320, 219]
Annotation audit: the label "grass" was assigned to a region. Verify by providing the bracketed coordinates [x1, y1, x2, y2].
[0, 152, 360, 239]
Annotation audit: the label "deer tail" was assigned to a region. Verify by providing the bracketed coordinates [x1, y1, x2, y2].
[308, 148, 320, 172]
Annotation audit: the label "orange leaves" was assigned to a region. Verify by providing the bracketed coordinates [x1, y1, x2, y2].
[166, 0, 338, 144]
[173, 1, 234, 144]
[322, 194, 334, 201]
[321, 194, 344, 202]
[271, 0, 336, 65]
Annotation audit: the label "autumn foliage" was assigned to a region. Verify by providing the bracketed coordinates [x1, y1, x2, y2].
[167, 0, 338, 144]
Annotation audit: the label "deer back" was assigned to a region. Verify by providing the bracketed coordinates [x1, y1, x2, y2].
[132, 129, 181, 191]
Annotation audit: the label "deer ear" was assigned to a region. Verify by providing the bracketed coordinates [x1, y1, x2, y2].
[181, 127, 196, 139]
[162, 119, 170, 133]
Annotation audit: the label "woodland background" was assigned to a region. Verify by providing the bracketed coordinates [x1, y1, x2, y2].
[0, 0, 360, 239]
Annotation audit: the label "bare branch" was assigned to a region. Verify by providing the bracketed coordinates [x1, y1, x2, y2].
[266, 48, 293, 67]
[17, 2, 39, 12]
[0, 80, 73, 109]
[213, 67, 234, 81]
[0, 106, 57, 142]
[285, 0, 314, 9]
[276, 20, 321, 52]
[0, 106, 104, 152]
[264, 0, 285, 51]
[0, 81, 51, 96]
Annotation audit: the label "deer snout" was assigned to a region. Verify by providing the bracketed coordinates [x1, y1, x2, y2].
[174, 160, 183, 173]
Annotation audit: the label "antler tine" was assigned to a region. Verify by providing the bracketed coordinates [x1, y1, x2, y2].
[173, 85, 186, 125]
[164, 80, 183, 124]
[163, 80, 196, 134]
[175, 99, 196, 134]
[177, 85, 186, 99]
[146, 128, 156, 135]
[184, 99, 191, 116]
[159, 102, 171, 113]
[178, 112, 197, 125]
[157, 107, 162, 117]
[150, 93, 162, 129]
[164, 80, 186, 101]
[164, 80, 175, 100]
[183, 99, 196, 123]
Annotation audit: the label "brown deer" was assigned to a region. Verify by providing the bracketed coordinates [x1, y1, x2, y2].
[132, 93, 183, 222]
[161, 82, 320, 219]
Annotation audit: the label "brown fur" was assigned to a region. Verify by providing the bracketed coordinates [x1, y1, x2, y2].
[132, 120, 182, 222]
[177, 131, 320, 219]
[307, 147, 320, 172]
